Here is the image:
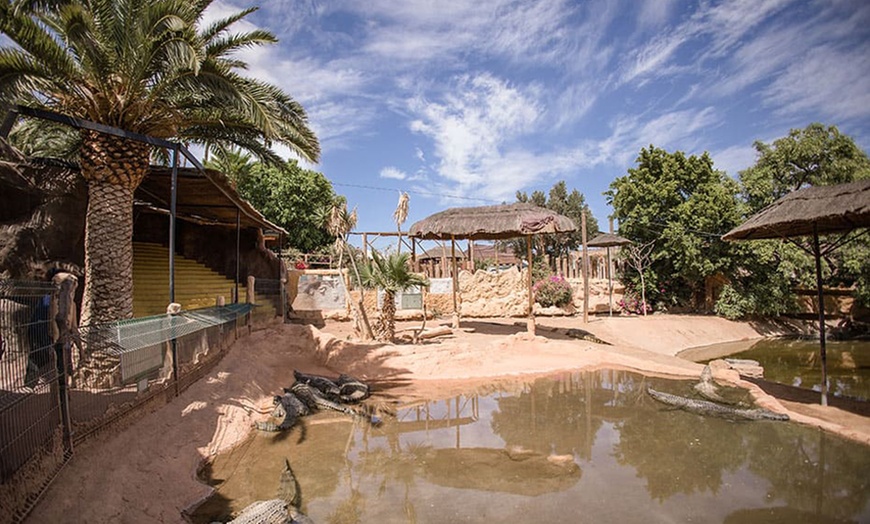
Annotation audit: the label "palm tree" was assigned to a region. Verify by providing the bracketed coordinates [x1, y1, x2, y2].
[325, 201, 375, 340]
[359, 250, 428, 342]
[0, 0, 319, 325]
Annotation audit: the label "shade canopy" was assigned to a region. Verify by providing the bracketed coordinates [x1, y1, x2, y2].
[722, 179, 870, 241]
[409, 202, 577, 241]
[136, 166, 287, 233]
[587, 233, 631, 248]
[722, 178, 870, 407]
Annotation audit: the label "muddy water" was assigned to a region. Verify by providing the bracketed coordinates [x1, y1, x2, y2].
[683, 338, 870, 401]
[191, 371, 870, 523]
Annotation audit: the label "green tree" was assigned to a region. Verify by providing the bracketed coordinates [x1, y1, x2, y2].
[740, 123, 870, 214]
[359, 250, 429, 342]
[606, 146, 743, 310]
[0, 0, 319, 324]
[238, 160, 337, 253]
[515, 181, 599, 266]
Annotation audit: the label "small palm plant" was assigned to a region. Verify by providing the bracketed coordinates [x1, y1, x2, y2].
[359, 250, 429, 342]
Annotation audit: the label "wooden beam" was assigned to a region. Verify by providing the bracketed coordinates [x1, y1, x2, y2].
[527, 235, 535, 335]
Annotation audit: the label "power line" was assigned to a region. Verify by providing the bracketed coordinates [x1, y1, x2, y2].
[331, 181, 502, 204]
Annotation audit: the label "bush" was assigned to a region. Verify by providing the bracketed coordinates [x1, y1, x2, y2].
[617, 292, 652, 315]
[534, 275, 573, 307]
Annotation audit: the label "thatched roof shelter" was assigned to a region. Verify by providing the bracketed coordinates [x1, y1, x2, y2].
[418, 245, 466, 262]
[409, 202, 576, 240]
[723, 179, 870, 406]
[722, 179, 870, 241]
[410, 203, 577, 333]
[587, 233, 631, 316]
[587, 233, 631, 248]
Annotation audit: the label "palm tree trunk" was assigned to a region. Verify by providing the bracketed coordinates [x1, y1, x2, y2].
[379, 290, 397, 342]
[79, 131, 151, 325]
[77, 132, 150, 388]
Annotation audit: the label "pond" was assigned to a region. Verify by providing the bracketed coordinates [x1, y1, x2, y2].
[681, 338, 870, 401]
[191, 371, 870, 523]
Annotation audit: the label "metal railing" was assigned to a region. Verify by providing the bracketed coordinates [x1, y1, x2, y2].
[0, 278, 255, 523]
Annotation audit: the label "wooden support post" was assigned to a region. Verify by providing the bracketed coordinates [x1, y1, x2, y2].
[813, 224, 828, 406]
[451, 236, 460, 328]
[582, 211, 589, 324]
[441, 240, 447, 276]
[362, 233, 368, 261]
[527, 235, 535, 335]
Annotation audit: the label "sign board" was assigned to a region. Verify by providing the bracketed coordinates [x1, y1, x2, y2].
[377, 287, 423, 310]
[294, 274, 347, 310]
[429, 278, 453, 295]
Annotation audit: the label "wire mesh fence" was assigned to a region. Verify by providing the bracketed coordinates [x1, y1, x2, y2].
[0, 278, 256, 523]
[252, 277, 285, 322]
[0, 280, 66, 523]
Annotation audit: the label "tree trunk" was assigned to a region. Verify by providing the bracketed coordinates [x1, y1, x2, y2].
[378, 290, 397, 342]
[79, 131, 151, 325]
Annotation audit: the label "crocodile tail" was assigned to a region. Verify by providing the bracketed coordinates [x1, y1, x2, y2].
[277, 458, 301, 507]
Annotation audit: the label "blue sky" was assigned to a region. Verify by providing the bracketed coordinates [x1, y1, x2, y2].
[146, 1, 870, 244]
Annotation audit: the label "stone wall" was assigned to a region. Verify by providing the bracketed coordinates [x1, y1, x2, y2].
[304, 267, 625, 320]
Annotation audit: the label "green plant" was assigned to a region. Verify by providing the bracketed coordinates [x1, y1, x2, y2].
[360, 250, 429, 341]
[533, 275, 573, 308]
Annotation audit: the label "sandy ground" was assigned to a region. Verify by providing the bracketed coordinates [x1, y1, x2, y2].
[26, 314, 870, 523]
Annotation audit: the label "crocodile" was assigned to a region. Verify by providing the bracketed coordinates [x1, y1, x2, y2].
[692, 364, 729, 403]
[293, 370, 372, 404]
[225, 458, 313, 524]
[565, 328, 610, 345]
[336, 373, 371, 403]
[255, 390, 310, 433]
[647, 387, 789, 421]
[293, 370, 341, 402]
[288, 382, 382, 427]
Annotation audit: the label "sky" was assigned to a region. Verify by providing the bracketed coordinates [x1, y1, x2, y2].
[50, 1, 870, 246]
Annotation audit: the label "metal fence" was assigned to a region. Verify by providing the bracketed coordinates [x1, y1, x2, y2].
[0, 279, 255, 523]
[253, 278, 285, 322]
[0, 280, 65, 523]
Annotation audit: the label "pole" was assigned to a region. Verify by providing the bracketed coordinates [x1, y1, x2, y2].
[235, 209, 240, 303]
[169, 144, 178, 305]
[582, 211, 589, 324]
[451, 236, 459, 328]
[527, 235, 535, 334]
[812, 223, 828, 406]
[606, 246, 613, 316]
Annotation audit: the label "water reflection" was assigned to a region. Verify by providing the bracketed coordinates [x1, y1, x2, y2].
[687, 338, 870, 400]
[192, 371, 870, 523]
[738, 338, 870, 400]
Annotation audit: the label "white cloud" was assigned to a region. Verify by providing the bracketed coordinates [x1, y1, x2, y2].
[763, 45, 870, 122]
[415, 147, 425, 162]
[711, 144, 759, 178]
[619, 0, 793, 86]
[380, 167, 407, 180]
[408, 73, 543, 191]
[636, 0, 678, 32]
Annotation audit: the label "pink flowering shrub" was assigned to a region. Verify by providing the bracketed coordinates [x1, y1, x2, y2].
[617, 293, 652, 315]
[533, 275, 573, 308]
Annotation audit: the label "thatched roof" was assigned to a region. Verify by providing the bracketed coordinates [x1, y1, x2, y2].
[723, 179, 870, 241]
[587, 233, 631, 248]
[409, 203, 576, 241]
[418, 245, 466, 261]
